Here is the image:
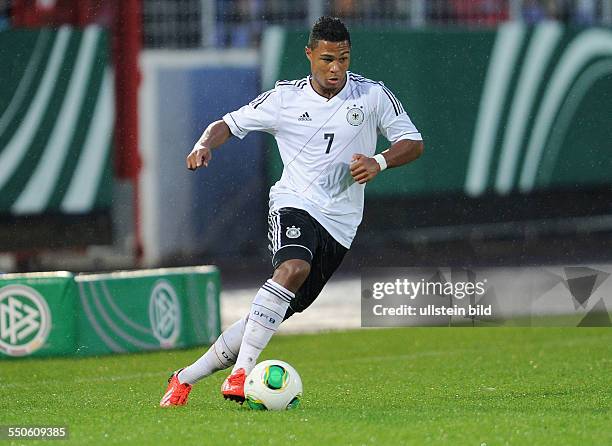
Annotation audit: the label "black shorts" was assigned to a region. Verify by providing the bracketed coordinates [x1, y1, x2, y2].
[267, 207, 348, 319]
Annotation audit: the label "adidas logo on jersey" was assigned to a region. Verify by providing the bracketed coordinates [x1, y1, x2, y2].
[298, 112, 312, 121]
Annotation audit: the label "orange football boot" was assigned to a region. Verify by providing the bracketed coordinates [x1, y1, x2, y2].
[160, 369, 192, 407]
[221, 368, 247, 403]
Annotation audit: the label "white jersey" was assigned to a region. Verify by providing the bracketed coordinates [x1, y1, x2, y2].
[222, 71, 422, 248]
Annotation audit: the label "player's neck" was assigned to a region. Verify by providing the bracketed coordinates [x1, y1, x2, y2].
[309, 75, 347, 100]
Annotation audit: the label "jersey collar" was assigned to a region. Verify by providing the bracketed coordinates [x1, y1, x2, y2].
[306, 73, 351, 102]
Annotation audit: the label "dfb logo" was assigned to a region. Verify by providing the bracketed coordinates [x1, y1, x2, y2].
[346, 106, 364, 126]
[286, 226, 301, 239]
[0, 285, 51, 357]
[148, 280, 181, 348]
[253, 309, 276, 324]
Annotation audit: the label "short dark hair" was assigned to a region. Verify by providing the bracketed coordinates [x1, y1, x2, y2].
[308, 16, 351, 49]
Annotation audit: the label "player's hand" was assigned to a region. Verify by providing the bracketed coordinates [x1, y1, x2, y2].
[186, 143, 212, 170]
[350, 153, 380, 184]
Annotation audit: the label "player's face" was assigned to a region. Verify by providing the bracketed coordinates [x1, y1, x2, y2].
[306, 40, 351, 97]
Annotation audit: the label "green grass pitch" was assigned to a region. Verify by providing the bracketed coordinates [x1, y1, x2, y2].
[2, 328, 610, 445]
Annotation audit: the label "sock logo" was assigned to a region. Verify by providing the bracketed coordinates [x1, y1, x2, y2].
[253, 309, 276, 324]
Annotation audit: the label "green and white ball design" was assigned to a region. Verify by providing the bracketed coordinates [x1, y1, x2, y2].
[244, 360, 303, 411]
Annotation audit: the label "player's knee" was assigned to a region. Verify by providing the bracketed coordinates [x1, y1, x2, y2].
[280, 259, 311, 282]
[273, 259, 311, 292]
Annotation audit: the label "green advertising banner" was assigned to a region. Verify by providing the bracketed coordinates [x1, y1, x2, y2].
[75, 267, 221, 356]
[0, 272, 76, 357]
[266, 24, 612, 197]
[0, 267, 221, 359]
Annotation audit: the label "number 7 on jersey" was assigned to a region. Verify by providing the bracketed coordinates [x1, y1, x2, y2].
[324, 133, 335, 154]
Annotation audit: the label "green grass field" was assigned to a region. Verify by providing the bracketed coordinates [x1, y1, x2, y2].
[2, 328, 610, 445]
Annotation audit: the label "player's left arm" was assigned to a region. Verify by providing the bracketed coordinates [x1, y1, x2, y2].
[351, 83, 424, 184]
[350, 139, 423, 185]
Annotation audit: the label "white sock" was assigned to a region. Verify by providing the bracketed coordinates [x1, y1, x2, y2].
[232, 279, 294, 374]
[178, 314, 247, 385]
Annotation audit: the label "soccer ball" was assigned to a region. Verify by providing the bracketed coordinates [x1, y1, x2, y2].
[244, 360, 302, 411]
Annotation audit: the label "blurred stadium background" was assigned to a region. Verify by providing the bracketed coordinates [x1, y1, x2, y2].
[0, 0, 611, 276]
[0, 0, 611, 342]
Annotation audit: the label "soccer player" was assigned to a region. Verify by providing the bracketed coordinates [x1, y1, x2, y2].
[160, 16, 424, 407]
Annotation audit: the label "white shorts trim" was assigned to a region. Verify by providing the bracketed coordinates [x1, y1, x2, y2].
[274, 244, 313, 260]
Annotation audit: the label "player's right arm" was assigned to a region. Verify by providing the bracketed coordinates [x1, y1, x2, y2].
[186, 120, 232, 170]
[187, 87, 280, 171]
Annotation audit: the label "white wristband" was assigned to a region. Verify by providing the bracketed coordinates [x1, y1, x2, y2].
[373, 153, 387, 171]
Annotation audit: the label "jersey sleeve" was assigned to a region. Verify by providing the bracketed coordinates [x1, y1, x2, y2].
[376, 83, 422, 142]
[222, 88, 280, 139]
